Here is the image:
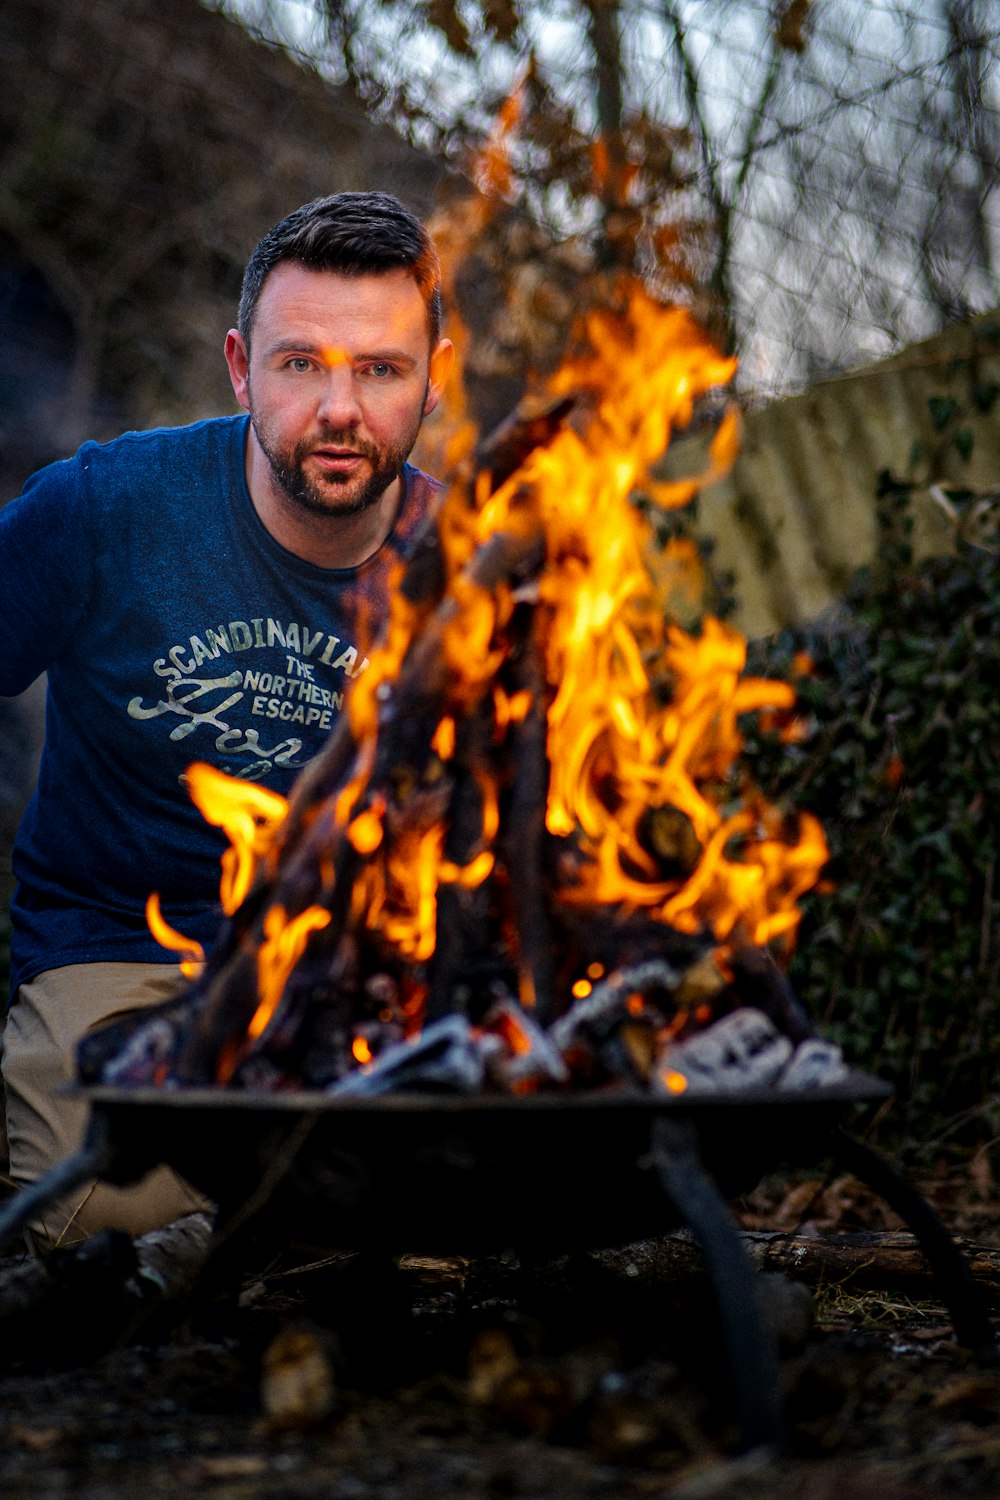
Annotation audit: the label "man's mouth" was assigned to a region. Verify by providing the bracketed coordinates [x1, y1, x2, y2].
[311, 447, 369, 473]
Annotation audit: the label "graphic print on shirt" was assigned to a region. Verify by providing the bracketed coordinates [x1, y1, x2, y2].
[127, 615, 370, 781]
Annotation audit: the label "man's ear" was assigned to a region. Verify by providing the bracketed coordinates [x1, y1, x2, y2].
[423, 338, 455, 416]
[225, 329, 251, 411]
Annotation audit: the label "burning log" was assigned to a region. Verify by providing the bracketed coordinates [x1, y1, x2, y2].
[496, 621, 558, 1023]
[326, 1015, 485, 1097]
[426, 710, 492, 1018]
[275, 393, 576, 848]
[481, 996, 569, 1089]
[726, 943, 816, 1046]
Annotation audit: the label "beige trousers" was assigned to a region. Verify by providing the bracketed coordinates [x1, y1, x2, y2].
[2, 961, 210, 1250]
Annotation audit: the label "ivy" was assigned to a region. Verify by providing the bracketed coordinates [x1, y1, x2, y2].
[745, 491, 1000, 1150]
[928, 394, 960, 432]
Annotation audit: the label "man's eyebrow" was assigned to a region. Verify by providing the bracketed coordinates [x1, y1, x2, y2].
[354, 349, 418, 366]
[263, 338, 328, 359]
[263, 339, 418, 367]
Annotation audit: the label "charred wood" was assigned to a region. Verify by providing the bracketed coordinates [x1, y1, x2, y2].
[110, 526, 548, 1088]
[428, 882, 494, 1021]
[173, 947, 268, 1087]
[636, 804, 702, 881]
[480, 996, 569, 1089]
[727, 945, 816, 1044]
[427, 698, 497, 1021]
[326, 1014, 484, 1096]
[77, 988, 204, 1085]
[230, 934, 362, 1090]
[553, 905, 709, 987]
[497, 623, 557, 1025]
[472, 395, 577, 491]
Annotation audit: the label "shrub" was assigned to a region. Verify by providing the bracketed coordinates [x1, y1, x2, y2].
[745, 477, 1000, 1148]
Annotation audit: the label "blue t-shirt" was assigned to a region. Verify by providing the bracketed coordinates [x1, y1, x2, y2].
[0, 415, 439, 997]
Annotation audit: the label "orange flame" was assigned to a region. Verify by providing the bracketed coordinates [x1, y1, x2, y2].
[432, 716, 456, 760]
[249, 903, 332, 1044]
[443, 285, 823, 957]
[144, 893, 205, 980]
[185, 763, 288, 914]
[439, 850, 495, 888]
[351, 822, 445, 964]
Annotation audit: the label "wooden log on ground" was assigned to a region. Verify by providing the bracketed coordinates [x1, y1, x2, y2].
[590, 1229, 1000, 1306]
[742, 1228, 1000, 1304]
[0, 1211, 214, 1366]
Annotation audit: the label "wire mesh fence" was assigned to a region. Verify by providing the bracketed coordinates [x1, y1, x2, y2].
[217, 0, 1000, 401]
[1, 0, 997, 467]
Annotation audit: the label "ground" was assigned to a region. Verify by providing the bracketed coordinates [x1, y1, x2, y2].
[1, 1147, 1000, 1499]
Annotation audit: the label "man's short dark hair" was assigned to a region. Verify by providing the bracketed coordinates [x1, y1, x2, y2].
[238, 191, 443, 348]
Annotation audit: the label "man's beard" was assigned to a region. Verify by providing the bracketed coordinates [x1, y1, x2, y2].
[250, 415, 421, 519]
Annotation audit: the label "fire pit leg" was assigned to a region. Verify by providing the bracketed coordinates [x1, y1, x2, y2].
[830, 1127, 996, 1358]
[648, 1115, 786, 1456]
[0, 1110, 113, 1252]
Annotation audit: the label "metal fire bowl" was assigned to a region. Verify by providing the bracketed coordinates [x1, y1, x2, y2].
[77, 1072, 891, 1255]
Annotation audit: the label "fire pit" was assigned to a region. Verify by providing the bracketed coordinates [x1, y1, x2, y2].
[1, 1064, 992, 1457]
[72, 1077, 890, 1252]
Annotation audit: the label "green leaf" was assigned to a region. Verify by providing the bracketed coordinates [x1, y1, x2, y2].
[953, 428, 975, 462]
[928, 395, 959, 432]
[971, 381, 1000, 415]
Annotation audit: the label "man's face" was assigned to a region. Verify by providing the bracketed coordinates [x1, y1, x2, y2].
[226, 264, 450, 521]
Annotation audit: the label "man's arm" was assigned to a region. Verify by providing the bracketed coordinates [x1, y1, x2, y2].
[0, 456, 95, 697]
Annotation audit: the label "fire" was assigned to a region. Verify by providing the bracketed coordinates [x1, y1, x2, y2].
[543, 612, 808, 940]
[249, 904, 331, 1044]
[431, 716, 456, 760]
[351, 822, 445, 965]
[144, 893, 204, 980]
[184, 762, 288, 914]
[145, 269, 828, 1078]
[439, 850, 495, 888]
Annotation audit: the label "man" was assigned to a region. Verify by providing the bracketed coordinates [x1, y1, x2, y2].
[0, 191, 453, 1247]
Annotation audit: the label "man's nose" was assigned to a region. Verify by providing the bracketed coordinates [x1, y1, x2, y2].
[315, 366, 362, 428]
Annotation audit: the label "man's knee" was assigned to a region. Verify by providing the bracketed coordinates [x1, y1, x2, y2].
[2, 962, 209, 1248]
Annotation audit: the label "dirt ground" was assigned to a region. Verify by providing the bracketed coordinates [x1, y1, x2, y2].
[2, 1152, 1000, 1499]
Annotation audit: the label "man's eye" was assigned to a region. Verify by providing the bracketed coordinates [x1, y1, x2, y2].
[366, 362, 395, 379]
[288, 357, 313, 373]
